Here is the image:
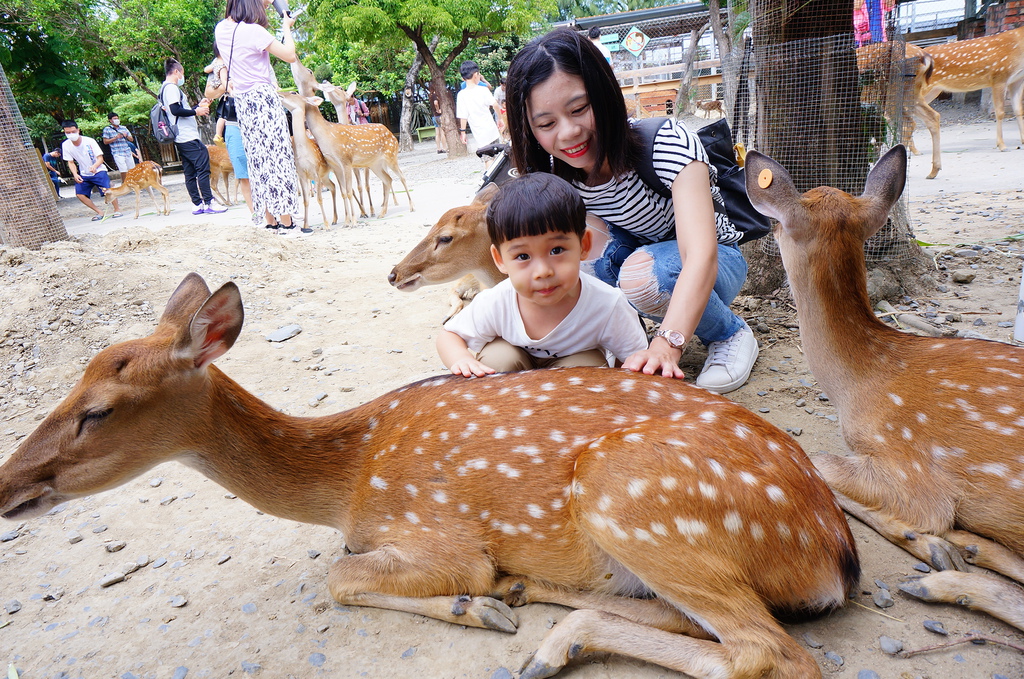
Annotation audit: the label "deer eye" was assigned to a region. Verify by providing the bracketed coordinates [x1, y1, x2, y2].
[78, 408, 113, 436]
[438, 235, 453, 245]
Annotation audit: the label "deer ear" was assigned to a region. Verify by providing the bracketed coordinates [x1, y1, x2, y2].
[186, 282, 244, 369]
[473, 182, 500, 205]
[159, 273, 212, 331]
[318, 81, 334, 93]
[859, 145, 907, 241]
[743, 150, 806, 231]
[305, 95, 324, 108]
[347, 82, 357, 97]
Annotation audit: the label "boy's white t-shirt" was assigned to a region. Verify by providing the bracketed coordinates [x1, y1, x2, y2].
[60, 137, 105, 177]
[455, 84, 500, 147]
[444, 272, 648, 363]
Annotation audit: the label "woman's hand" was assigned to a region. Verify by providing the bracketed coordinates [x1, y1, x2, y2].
[282, 15, 295, 30]
[622, 336, 685, 378]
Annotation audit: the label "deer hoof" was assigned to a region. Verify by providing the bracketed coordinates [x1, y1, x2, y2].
[451, 595, 518, 633]
[519, 652, 562, 679]
[928, 540, 968, 572]
[896, 575, 934, 600]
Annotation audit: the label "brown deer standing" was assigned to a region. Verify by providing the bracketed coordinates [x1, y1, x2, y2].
[917, 27, 1024, 179]
[103, 161, 169, 219]
[279, 92, 338, 229]
[388, 183, 504, 321]
[744, 145, 1024, 632]
[0, 271, 861, 679]
[695, 100, 725, 118]
[856, 41, 930, 156]
[206, 145, 235, 207]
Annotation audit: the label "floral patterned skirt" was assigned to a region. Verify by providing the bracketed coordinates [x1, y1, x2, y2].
[236, 82, 300, 226]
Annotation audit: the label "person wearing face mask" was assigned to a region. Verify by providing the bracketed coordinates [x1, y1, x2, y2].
[102, 112, 136, 174]
[161, 58, 227, 215]
[60, 120, 122, 221]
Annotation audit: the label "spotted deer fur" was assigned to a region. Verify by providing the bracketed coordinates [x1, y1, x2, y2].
[745, 145, 1024, 632]
[104, 161, 169, 219]
[0, 272, 860, 679]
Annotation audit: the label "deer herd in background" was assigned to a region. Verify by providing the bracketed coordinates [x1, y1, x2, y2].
[102, 56, 413, 227]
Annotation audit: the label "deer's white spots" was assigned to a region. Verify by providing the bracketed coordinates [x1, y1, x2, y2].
[776, 522, 792, 540]
[388, 399, 400, 410]
[969, 462, 1009, 477]
[674, 517, 708, 539]
[733, 425, 751, 439]
[480, 510, 491, 520]
[651, 522, 668, 536]
[568, 376, 584, 385]
[540, 382, 556, 391]
[491, 520, 518, 536]
[634, 527, 656, 543]
[433, 491, 448, 503]
[461, 392, 476, 400]
[526, 504, 546, 518]
[619, 379, 636, 392]
[493, 427, 508, 439]
[497, 463, 521, 478]
[707, 459, 726, 479]
[439, 431, 450, 441]
[448, 412, 460, 420]
[368, 417, 379, 430]
[370, 476, 388, 490]
[916, 412, 928, 424]
[698, 482, 718, 500]
[550, 430, 566, 442]
[647, 389, 661, 403]
[766, 485, 786, 503]
[901, 427, 913, 441]
[435, 400, 446, 408]
[888, 393, 904, 406]
[420, 430, 432, 439]
[723, 511, 743, 534]
[627, 479, 648, 498]
[405, 512, 421, 525]
[750, 522, 765, 542]
[458, 503, 469, 513]
[588, 385, 606, 393]
[598, 494, 613, 511]
[405, 484, 418, 496]
[624, 433, 644, 443]
[983, 421, 1016, 435]
[666, 438, 688, 448]
[660, 476, 678, 490]
[739, 471, 758, 486]
[535, 394, 551, 402]
[478, 404, 495, 415]
[998, 405, 1016, 415]
[520, 409, 534, 418]
[699, 411, 717, 423]
[873, 434, 887, 444]
[518, 524, 532, 534]
[766, 441, 782, 454]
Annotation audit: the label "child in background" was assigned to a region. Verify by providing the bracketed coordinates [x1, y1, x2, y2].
[438, 173, 649, 377]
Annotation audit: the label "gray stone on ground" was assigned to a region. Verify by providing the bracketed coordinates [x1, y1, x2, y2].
[857, 671, 881, 679]
[951, 270, 976, 283]
[873, 588, 894, 608]
[824, 651, 844, 666]
[170, 595, 187, 608]
[923, 619, 948, 635]
[802, 632, 824, 648]
[68, 531, 83, 544]
[267, 324, 302, 342]
[879, 635, 903, 655]
[0, 530, 19, 542]
[105, 540, 127, 553]
[5, 599, 23, 614]
[100, 572, 126, 587]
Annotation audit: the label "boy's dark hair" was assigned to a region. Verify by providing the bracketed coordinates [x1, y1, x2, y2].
[459, 60, 480, 81]
[107, 112, 119, 120]
[225, 0, 269, 28]
[486, 174, 586, 247]
[587, 26, 601, 40]
[505, 27, 642, 185]
[60, 120, 78, 130]
[165, 58, 182, 78]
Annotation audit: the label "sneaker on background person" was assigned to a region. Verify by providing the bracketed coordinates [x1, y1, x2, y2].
[695, 321, 759, 394]
[203, 201, 227, 214]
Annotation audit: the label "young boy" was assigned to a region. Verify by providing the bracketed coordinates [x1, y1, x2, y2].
[438, 174, 649, 377]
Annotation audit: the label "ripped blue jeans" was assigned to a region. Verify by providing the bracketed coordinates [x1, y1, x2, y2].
[582, 220, 748, 345]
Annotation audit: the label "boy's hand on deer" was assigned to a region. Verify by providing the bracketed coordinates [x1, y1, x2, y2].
[447, 357, 495, 378]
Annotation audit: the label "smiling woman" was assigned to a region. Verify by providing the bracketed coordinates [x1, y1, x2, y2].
[504, 27, 759, 394]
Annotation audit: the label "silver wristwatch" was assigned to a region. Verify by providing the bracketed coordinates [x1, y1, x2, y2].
[653, 328, 686, 349]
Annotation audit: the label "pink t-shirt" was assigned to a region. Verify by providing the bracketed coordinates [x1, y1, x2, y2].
[215, 19, 275, 95]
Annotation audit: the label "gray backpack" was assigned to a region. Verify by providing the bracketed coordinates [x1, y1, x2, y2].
[150, 84, 179, 143]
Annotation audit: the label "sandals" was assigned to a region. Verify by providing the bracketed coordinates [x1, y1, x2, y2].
[91, 215, 103, 221]
[112, 212, 123, 218]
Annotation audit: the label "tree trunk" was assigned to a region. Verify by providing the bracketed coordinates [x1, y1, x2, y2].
[674, 25, 709, 117]
[0, 63, 68, 248]
[398, 39, 433, 152]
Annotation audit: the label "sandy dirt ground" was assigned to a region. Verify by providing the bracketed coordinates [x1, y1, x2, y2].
[2, 115, 1024, 679]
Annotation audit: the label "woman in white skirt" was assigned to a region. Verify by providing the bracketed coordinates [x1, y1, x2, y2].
[215, 0, 304, 232]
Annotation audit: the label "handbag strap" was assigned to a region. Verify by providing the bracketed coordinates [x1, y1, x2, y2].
[224, 22, 240, 96]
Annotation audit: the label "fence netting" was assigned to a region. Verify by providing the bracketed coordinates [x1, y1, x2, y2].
[0, 62, 68, 249]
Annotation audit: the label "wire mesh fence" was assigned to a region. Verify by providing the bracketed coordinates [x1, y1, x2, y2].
[0, 62, 68, 249]
[585, 2, 917, 263]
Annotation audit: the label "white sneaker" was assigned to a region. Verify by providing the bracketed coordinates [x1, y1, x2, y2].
[695, 322, 759, 394]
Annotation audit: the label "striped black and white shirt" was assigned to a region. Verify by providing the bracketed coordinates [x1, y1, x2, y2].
[574, 118, 741, 245]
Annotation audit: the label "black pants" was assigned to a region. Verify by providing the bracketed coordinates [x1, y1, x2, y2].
[175, 139, 213, 206]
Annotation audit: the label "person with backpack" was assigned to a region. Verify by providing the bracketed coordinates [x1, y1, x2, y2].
[504, 27, 758, 393]
[160, 58, 227, 215]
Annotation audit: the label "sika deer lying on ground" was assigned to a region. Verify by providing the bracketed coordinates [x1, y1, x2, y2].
[388, 183, 503, 321]
[0, 272, 859, 679]
[744, 145, 1024, 632]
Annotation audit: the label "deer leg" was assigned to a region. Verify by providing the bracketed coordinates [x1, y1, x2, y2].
[327, 177, 338, 225]
[491, 575, 713, 638]
[353, 168, 371, 217]
[388, 159, 415, 212]
[326, 544, 516, 632]
[944, 529, 1024, 582]
[917, 92, 942, 179]
[898, 570, 1024, 632]
[157, 185, 170, 215]
[210, 175, 229, 207]
[993, 81, 1009, 151]
[300, 176, 310, 229]
[372, 167, 393, 219]
[812, 452, 966, 571]
[1009, 78, 1024, 146]
[312, 176, 327, 229]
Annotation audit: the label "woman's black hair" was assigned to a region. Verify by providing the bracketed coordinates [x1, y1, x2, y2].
[486, 173, 586, 247]
[225, 0, 269, 28]
[505, 27, 642, 185]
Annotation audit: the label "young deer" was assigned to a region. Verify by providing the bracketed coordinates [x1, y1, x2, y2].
[279, 92, 338, 229]
[388, 183, 504, 321]
[744, 145, 1024, 632]
[206, 144, 235, 207]
[0, 272, 860, 679]
[103, 161, 169, 219]
[917, 27, 1024, 179]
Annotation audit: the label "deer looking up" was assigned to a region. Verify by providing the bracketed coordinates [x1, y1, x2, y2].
[745, 145, 1024, 632]
[103, 161, 169, 219]
[917, 27, 1024, 179]
[278, 92, 338, 229]
[0, 272, 861, 679]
